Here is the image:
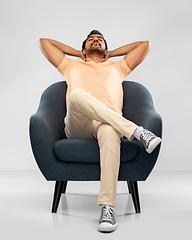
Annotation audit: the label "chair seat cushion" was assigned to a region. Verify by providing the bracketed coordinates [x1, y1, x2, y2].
[53, 139, 139, 163]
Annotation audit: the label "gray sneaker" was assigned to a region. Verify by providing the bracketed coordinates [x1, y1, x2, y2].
[139, 127, 162, 154]
[98, 205, 118, 232]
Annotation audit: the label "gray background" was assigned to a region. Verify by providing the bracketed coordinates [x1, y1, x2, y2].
[0, 0, 191, 170]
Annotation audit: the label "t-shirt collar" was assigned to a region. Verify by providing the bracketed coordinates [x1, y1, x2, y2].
[84, 58, 107, 63]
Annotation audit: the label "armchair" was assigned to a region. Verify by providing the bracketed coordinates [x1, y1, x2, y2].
[29, 80, 162, 213]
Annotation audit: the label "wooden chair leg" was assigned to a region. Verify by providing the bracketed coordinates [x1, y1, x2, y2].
[52, 181, 67, 213]
[127, 181, 141, 213]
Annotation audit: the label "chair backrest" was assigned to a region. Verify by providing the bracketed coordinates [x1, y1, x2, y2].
[122, 80, 155, 126]
[38, 81, 67, 117]
[37, 80, 156, 135]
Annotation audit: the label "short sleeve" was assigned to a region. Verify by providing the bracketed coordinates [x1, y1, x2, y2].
[56, 55, 72, 82]
[117, 58, 132, 80]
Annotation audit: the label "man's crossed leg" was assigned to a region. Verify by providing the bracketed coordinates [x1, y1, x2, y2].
[64, 88, 161, 232]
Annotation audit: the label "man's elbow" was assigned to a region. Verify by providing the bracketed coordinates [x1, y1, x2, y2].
[39, 38, 47, 46]
[143, 41, 151, 52]
[39, 38, 51, 52]
[39, 38, 45, 48]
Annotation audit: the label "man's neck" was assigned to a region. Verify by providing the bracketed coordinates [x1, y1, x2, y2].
[86, 54, 105, 62]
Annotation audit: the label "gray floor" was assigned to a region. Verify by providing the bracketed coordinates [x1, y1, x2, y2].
[0, 170, 192, 240]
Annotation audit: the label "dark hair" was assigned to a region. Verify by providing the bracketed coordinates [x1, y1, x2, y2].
[82, 30, 108, 51]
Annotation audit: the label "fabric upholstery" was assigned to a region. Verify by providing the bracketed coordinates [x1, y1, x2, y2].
[54, 139, 139, 163]
[29, 80, 162, 181]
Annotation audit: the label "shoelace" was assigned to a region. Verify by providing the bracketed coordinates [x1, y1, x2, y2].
[101, 205, 114, 221]
[140, 129, 154, 143]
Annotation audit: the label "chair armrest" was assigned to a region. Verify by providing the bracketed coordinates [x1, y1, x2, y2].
[138, 109, 162, 138]
[128, 109, 162, 180]
[29, 110, 66, 179]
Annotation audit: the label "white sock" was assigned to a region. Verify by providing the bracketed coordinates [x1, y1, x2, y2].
[133, 128, 141, 140]
[102, 204, 114, 209]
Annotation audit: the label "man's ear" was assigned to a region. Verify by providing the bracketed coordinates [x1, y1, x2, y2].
[104, 50, 108, 59]
[82, 49, 86, 59]
[82, 49, 86, 55]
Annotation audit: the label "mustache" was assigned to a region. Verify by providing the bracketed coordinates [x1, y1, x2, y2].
[91, 40, 101, 46]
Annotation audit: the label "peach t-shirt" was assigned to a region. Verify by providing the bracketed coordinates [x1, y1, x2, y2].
[57, 56, 132, 115]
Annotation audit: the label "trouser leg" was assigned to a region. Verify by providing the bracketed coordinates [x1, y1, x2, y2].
[64, 90, 96, 139]
[96, 123, 121, 207]
[65, 88, 138, 140]
[65, 88, 138, 206]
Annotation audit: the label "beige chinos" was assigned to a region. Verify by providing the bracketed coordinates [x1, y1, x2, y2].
[64, 88, 138, 206]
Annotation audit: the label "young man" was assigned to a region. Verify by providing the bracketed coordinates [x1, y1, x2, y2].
[39, 30, 161, 233]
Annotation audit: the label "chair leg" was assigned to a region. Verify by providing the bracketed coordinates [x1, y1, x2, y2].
[62, 181, 68, 193]
[128, 181, 141, 213]
[52, 181, 67, 213]
[127, 181, 132, 194]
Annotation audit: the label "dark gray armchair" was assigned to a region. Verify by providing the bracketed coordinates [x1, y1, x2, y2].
[29, 80, 162, 213]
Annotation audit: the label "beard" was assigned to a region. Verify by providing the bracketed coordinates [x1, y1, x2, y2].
[87, 43, 106, 56]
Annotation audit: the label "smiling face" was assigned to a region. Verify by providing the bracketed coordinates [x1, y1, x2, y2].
[82, 34, 107, 58]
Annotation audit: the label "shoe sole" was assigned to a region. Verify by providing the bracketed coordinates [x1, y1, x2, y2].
[147, 137, 162, 154]
[98, 222, 118, 232]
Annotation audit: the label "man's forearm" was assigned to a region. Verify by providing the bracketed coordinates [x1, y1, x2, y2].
[40, 38, 81, 58]
[109, 41, 143, 58]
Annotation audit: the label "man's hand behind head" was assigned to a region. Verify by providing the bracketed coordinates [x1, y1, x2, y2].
[79, 50, 86, 60]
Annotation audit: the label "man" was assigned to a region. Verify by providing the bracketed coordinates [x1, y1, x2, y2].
[39, 30, 161, 233]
